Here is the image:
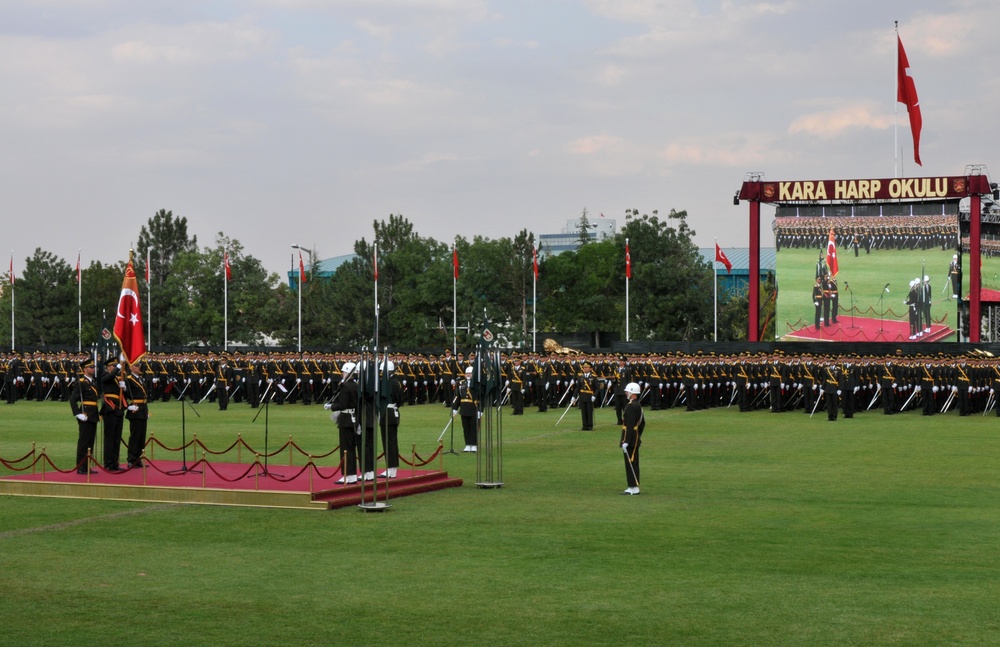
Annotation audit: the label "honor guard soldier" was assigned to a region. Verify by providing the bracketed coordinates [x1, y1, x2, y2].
[124, 361, 149, 468]
[575, 362, 598, 430]
[69, 357, 101, 474]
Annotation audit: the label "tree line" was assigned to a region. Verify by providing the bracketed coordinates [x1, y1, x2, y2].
[1, 208, 770, 351]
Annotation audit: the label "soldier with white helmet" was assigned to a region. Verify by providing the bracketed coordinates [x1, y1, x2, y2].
[451, 366, 479, 452]
[325, 360, 360, 484]
[619, 382, 644, 495]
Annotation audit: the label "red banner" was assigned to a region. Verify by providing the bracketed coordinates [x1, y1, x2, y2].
[113, 259, 146, 364]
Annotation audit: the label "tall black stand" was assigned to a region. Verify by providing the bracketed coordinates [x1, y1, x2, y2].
[248, 381, 282, 478]
[167, 384, 202, 475]
[846, 282, 857, 329]
[877, 284, 889, 340]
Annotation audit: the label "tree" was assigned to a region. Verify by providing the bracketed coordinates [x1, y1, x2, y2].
[539, 239, 623, 346]
[617, 209, 713, 340]
[577, 208, 594, 245]
[136, 209, 198, 347]
[12, 249, 76, 347]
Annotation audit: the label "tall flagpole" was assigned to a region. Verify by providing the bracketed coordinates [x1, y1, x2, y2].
[532, 243, 537, 353]
[77, 249, 82, 352]
[223, 247, 229, 352]
[452, 243, 457, 354]
[894, 20, 899, 178]
[146, 248, 151, 353]
[9, 252, 14, 351]
[625, 238, 630, 342]
[714, 239, 719, 342]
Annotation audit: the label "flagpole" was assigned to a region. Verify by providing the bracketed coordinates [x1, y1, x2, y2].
[77, 249, 82, 352]
[452, 243, 457, 355]
[532, 244, 537, 354]
[625, 238, 630, 343]
[223, 247, 229, 353]
[9, 252, 14, 351]
[146, 248, 152, 353]
[714, 240, 719, 342]
[894, 20, 899, 178]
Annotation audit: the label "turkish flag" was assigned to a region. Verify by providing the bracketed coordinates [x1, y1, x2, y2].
[532, 246, 538, 280]
[224, 251, 232, 282]
[625, 241, 632, 279]
[715, 243, 732, 273]
[299, 250, 308, 283]
[897, 35, 922, 166]
[453, 247, 459, 280]
[113, 259, 146, 364]
[826, 229, 839, 277]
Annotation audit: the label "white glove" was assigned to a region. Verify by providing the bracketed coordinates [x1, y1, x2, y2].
[836, 390, 841, 396]
[780, 383, 785, 389]
[324, 402, 332, 410]
[356, 426, 362, 435]
[76, 413, 87, 421]
[403, 380, 408, 386]
[853, 386, 859, 393]
[128, 405, 139, 412]
[296, 378, 301, 383]
[814, 302, 819, 307]
[452, 409, 458, 416]
[477, 412, 482, 419]
[591, 396, 596, 402]
[116, 363, 122, 369]
[450, 379, 456, 386]
[915, 386, 921, 392]
[309, 379, 313, 384]
[932, 386, 939, 393]
[892, 383, 897, 388]
[621, 443, 628, 451]
[119, 381, 126, 388]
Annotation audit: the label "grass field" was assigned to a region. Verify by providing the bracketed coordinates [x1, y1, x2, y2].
[776, 246, 958, 341]
[2, 399, 1000, 646]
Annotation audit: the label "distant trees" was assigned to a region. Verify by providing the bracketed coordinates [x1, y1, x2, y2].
[1, 207, 763, 351]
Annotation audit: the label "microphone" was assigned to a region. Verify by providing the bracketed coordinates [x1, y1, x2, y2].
[845, 282, 849, 289]
[884, 283, 890, 293]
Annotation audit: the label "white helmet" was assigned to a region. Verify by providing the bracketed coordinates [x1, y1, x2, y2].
[624, 382, 641, 395]
[465, 366, 473, 376]
[924, 275, 929, 282]
[341, 361, 356, 376]
[383, 360, 394, 373]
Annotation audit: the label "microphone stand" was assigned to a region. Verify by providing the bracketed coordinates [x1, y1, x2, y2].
[249, 380, 282, 478]
[846, 283, 856, 329]
[877, 284, 889, 340]
[167, 380, 202, 475]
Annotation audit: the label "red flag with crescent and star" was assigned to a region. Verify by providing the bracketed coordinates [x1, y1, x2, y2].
[715, 243, 732, 273]
[826, 229, 839, 277]
[113, 258, 146, 364]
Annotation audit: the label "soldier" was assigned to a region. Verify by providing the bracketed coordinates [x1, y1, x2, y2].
[619, 382, 644, 496]
[378, 360, 404, 479]
[812, 277, 824, 331]
[100, 358, 127, 472]
[509, 355, 525, 415]
[124, 361, 149, 468]
[949, 254, 961, 299]
[69, 357, 101, 474]
[325, 361, 360, 484]
[4, 351, 22, 404]
[921, 275, 932, 335]
[452, 366, 479, 452]
[905, 279, 920, 340]
[575, 362, 598, 430]
[216, 354, 233, 410]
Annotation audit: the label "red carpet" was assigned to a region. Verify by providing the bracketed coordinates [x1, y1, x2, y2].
[781, 315, 954, 343]
[0, 457, 462, 510]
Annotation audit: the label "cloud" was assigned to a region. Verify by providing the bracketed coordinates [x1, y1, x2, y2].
[788, 102, 892, 139]
[567, 133, 624, 155]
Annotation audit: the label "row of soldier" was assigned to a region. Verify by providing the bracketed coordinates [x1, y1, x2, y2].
[6, 348, 1000, 420]
[774, 215, 958, 252]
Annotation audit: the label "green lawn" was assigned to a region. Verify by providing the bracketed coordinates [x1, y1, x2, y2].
[2, 399, 999, 646]
[776, 246, 958, 340]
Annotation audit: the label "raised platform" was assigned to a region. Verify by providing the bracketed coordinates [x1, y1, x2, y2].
[0, 460, 463, 511]
[781, 315, 953, 343]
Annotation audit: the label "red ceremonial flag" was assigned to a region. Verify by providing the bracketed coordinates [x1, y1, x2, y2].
[452, 247, 459, 280]
[224, 251, 232, 282]
[298, 250, 307, 284]
[625, 241, 632, 279]
[113, 258, 146, 364]
[897, 34, 922, 166]
[715, 243, 732, 273]
[532, 246, 538, 280]
[75, 252, 81, 284]
[826, 229, 839, 277]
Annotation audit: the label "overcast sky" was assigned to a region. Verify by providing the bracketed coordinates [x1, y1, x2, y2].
[3, 0, 997, 278]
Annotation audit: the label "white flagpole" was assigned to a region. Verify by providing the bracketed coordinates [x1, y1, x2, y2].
[714, 240, 719, 342]
[9, 252, 14, 351]
[298, 253, 303, 354]
[452, 243, 457, 355]
[146, 248, 152, 353]
[223, 247, 229, 352]
[532, 244, 537, 354]
[625, 238, 630, 343]
[77, 249, 82, 352]
[894, 21, 899, 178]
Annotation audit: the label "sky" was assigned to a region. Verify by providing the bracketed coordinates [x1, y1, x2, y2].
[3, 0, 998, 279]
